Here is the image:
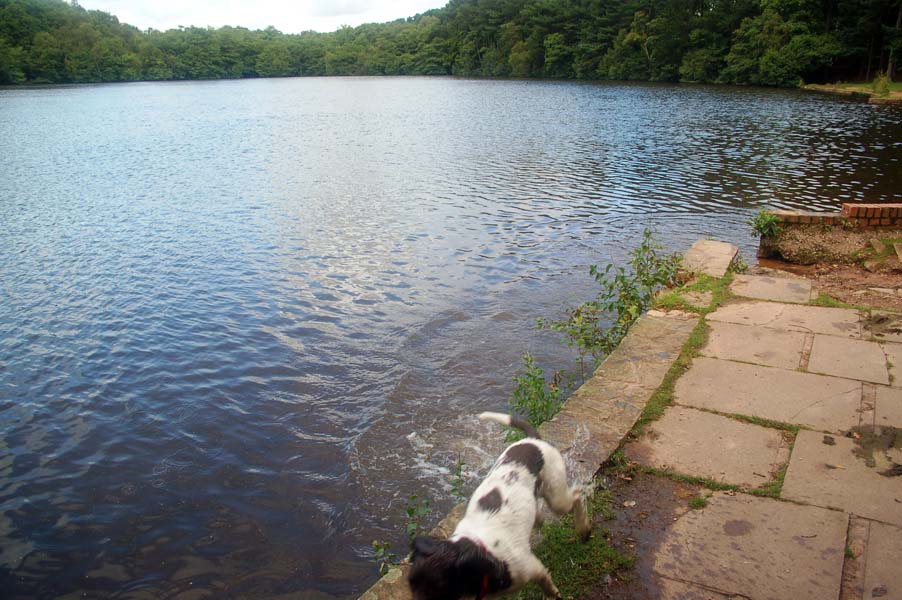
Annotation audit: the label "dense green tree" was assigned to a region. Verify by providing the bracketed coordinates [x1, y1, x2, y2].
[0, 0, 899, 86]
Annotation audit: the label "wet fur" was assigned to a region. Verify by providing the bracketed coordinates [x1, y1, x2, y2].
[408, 412, 590, 600]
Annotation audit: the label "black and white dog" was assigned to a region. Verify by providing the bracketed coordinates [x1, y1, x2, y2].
[408, 412, 591, 600]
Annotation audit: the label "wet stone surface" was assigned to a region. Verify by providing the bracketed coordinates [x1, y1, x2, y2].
[701, 321, 806, 369]
[682, 240, 739, 279]
[626, 407, 789, 488]
[730, 274, 815, 303]
[651, 492, 847, 600]
[807, 336, 890, 385]
[707, 300, 862, 338]
[782, 429, 902, 526]
[675, 357, 863, 433]
[583, 471, 704, 600]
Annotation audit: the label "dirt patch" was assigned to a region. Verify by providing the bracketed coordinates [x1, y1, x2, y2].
[583, 470, 702, 600]
[765, 226, 902, 266]
[753, 262, 902, 311]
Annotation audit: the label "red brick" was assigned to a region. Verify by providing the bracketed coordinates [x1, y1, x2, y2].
[881, 218, 891, 225]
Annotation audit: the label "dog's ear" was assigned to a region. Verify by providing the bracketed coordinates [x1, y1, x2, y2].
[410, 535, 441, 561]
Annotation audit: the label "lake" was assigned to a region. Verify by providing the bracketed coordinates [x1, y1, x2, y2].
[1, 77, 899, 598]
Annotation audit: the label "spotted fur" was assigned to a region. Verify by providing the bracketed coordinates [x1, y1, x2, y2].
[408, 412, 591, 600]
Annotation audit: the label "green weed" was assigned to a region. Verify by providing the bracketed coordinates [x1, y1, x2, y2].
[404, 494, 432, 540]
[371, 540, 397, 576]
[540, 229, 681, 381]
[748, 211, 783, 239]
[688, 495, 708, 509]
[450, 453, 467, 502]
[748, 432, 795, 498]
[809, 292, 860, 310]
[641, 466, 740, 492]
[511, 509, 633, 600]
[508, 353, 565, 441]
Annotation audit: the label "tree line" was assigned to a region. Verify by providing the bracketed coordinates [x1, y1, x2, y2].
[1, 0, 900, 87]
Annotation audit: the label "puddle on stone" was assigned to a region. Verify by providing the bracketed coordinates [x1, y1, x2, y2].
[847, 425, 902, 476]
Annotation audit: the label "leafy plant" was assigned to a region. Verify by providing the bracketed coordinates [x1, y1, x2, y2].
[541, 229, 681, 380]
[372, 540, 397, 576]
[748, 210, 783, 239]
[371, 493, 433, 576]
[450, 453, 467, 502]
[404, 494, 431, 541]
[508, 353, 564, 441]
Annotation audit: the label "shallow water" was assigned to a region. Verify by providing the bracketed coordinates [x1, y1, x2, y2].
[0, 77, 899, 598]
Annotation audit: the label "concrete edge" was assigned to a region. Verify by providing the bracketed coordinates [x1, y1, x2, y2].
[682, 239, 740, 279]
[356, 243, 714, 600]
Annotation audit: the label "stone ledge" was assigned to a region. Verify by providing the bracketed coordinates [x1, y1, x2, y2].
[682, 239, 739, 278]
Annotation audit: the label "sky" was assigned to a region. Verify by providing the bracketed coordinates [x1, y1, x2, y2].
[79, 0, 450, 34]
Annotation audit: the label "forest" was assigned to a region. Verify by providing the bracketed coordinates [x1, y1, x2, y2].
[0, 0, 900, 87]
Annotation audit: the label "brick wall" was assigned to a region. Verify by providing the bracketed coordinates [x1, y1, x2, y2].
[767, 204, 902, 229]
[840, 203, 902, 228]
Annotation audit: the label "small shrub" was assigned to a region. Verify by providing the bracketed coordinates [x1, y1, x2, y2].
[729, 253, 749, 274]
[372, 540, 396, 575]
[873, 73, 890, 97]
[450, 453, 467, 501]
[541, 229, 681, 379]
[404, 494, 431, 540]
[508, 353, 564, 440]
[748, 210, 782, 239]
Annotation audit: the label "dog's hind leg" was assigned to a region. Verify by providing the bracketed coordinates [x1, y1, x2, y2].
[539, 451, 592, 541]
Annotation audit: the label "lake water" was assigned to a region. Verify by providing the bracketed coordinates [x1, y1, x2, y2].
[1, 77, 899, 599]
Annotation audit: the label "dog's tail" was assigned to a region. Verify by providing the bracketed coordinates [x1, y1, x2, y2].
[478, 412, 541, 439]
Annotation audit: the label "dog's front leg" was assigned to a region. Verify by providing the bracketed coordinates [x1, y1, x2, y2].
[523, 554, 561, 600]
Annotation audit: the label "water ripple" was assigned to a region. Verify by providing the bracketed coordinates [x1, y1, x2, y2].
[1, 77, 900, 598]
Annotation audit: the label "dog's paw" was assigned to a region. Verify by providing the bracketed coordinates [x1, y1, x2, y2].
[578, 527, 592, 543]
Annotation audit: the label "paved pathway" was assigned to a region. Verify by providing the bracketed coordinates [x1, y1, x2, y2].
[624, 273, 902, 600]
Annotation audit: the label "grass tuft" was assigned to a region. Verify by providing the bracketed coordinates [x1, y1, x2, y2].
[639, 466, 740, 492]
[809, 292, 864, 310]
[511, 495, 633, 600]
[688, 495, 709, 509]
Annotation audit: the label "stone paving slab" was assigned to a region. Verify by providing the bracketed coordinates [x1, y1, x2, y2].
[730, 273, 815, 303]
[701, 321, 806, 369]
[626, 407, 789, 488]
[675, 357, 863, 433]
[862, 520, 902, 600]
[650, 576, 741, 599]
[592, 312, 699, 390]
[884, 342, 902, 388]
[782, 430, 902, 527]
[876, 385, 902, 427]
[651, 492, 847, 600]
[808, 335, 890, 385]
[708, 300, 861, 338]
[683, 239, 739, 278]
[541, 312, 700, 488]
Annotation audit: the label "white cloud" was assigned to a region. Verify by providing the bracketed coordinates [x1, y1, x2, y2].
[79, 0, 447, 33]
